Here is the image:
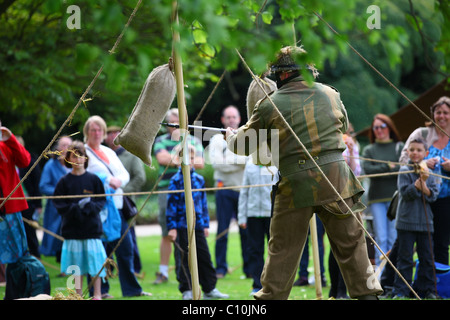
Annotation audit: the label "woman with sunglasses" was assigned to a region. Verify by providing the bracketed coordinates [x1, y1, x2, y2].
[362, 114, 403, 266]
[400, 96, 450, 266]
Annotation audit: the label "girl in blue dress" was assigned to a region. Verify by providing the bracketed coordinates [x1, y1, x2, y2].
[53, 141, 107, 300]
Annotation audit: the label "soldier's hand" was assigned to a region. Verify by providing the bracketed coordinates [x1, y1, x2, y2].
[225, 127, 237, 140]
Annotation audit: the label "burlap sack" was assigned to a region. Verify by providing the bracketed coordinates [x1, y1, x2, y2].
[246, 76, 277, 119]
[245, 77, 277, 166]
[115, 64, 176, 166]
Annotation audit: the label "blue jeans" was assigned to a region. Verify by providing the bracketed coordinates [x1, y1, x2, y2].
[215, 189, 249, 275]
[371, 201, 397, 265]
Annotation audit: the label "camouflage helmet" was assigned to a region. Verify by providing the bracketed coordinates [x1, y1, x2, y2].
[269, 46, 306, 73]
[269, 46, 319, 78]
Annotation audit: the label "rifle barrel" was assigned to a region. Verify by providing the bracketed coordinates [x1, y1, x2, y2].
[160, 123, 227, 133]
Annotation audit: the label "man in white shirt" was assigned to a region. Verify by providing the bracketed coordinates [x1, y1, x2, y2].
[208, 105, 249, 278]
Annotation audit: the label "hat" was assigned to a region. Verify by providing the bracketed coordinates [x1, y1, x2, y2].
[269, 46, 319, 78]
[107, 125, 122, 133]
[269, 46, 306, 73]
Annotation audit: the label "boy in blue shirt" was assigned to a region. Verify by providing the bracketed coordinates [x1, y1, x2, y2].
[166, 145, 229, 300]
[393, 138, 440, 299]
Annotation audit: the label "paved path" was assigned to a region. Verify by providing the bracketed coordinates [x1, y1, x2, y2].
[133, 220, 239, 237]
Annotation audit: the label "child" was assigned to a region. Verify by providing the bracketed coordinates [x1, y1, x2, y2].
[392, 138, 440, 299]
[166, 145, 228, 300]
[238, 157, 278, 295]
[53, 141, 107, 300]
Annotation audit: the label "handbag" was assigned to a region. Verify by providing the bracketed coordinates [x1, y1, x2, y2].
[386, 190, 399, 221]
[122, 195, 138, 220]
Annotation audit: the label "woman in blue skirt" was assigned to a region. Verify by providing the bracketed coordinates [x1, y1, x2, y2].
[53, 141, 107, 300]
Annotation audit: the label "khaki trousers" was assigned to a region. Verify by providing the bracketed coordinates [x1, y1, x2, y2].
[254, 205, 383, 300]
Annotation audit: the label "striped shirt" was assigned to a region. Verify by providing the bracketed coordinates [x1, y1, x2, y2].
[153, 133, 204, 188]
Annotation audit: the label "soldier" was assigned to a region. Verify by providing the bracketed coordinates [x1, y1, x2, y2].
[226, 46, 383, 300]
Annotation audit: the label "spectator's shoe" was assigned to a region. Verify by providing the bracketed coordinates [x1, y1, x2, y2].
[424, 292, 440, 299]
[139, 291, 152, 297]
[153, 272, 168, 284]
[293, 276, 308, 286]
[380, 287, 393, 299]
[204, 288, 229, 300]
[182, 290, 193, 300]
[335, 293, 350, 299]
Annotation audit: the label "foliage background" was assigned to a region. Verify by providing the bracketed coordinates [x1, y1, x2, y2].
[0, 0, 448, 163]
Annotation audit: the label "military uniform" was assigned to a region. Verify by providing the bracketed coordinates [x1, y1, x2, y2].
[227, 76, 382, 299]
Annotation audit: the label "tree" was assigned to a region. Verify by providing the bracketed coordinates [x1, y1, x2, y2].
[0, 0, 447, 154]
[318, 0, 448, 135]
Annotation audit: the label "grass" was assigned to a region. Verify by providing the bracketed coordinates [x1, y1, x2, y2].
[5, 224, 447, 301]
[0, 227, 325, 300]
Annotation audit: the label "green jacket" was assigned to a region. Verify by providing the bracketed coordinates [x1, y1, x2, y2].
[361, 140, 404, 203]
[227, 76, 365, 212]
[117, 147, 146, 195]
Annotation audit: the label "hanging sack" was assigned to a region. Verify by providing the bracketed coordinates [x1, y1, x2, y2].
[114, 63, 176, 166]
[245, 76, 277, 166]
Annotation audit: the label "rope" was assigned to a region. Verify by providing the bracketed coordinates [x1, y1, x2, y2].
[4, 161, 449, 202]
[1, 0, 144, 296]
[84, 0, 227, 296]
[195, 70, 227, 121]
[0, 1, 142, 214]
[3, 3, 444, 300]
[312, 11, 450, 139]
[22, 217, 65, 242]
[234, 48, 422, 299]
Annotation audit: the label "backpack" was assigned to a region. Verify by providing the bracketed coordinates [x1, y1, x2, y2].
[4, 253, 51, 300]
[414, 261, 450, 298]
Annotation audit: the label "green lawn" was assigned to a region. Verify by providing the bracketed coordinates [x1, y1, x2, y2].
[4, 225, 448, 301]
[0, 228, 327, 300]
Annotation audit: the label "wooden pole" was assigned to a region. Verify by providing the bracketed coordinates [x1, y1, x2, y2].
[171, 1, 201, 300]
[310, 214, 323, 299]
